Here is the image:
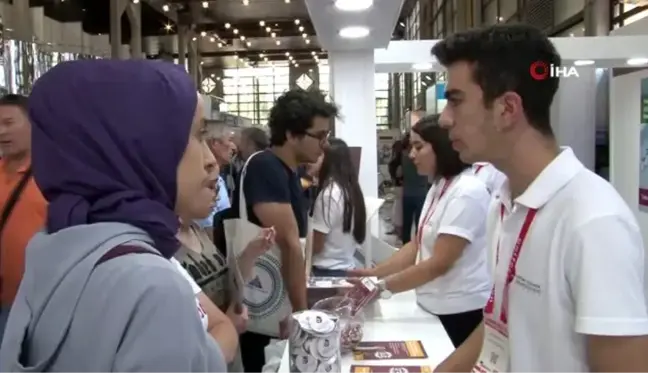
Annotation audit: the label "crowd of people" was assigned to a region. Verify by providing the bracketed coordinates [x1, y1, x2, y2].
[0, 22, 646, 373]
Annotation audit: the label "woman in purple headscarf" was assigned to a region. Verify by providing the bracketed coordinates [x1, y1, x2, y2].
[0, 60, 233, 372]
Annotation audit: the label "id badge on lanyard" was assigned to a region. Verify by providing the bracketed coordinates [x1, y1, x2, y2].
[473, 204, 538, 373]
[416, 178, 453, 249]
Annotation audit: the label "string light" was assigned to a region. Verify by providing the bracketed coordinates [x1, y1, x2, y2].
[259, 21, 265, 26]
[225, 23, 231, 29]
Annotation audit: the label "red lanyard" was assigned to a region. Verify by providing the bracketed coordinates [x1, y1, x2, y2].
[416, 178, 453, 248]
[474, 164, 485, 174]
[483, 203, 538, 324]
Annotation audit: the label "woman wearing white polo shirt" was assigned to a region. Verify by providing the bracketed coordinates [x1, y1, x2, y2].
[311, 138, 366, 277]
[352, 115, 491, 347]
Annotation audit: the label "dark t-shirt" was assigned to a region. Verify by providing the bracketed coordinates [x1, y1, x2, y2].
[231, 150, 308, 238]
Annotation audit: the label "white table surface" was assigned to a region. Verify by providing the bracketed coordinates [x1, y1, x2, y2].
[278, 291, 455, 372]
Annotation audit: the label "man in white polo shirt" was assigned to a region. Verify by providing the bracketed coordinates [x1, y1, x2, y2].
[431, 23, 648, 372]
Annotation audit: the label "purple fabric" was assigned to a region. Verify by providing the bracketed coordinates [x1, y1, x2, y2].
[28, 59, 197, 258]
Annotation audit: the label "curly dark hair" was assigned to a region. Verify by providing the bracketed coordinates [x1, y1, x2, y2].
[267, 88, 339, 146]
[431, 23, 560, 137]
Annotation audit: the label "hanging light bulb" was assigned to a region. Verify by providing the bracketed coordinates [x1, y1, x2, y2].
[276, 40, 281, 45]
[259, 21, 266, 26]
[305, 39, 310, 44]
[202, 1, 208, 8]
[162, 4, 169, 11]
[225, 23, 231, 29]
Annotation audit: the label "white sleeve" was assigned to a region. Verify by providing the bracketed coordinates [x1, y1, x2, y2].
[567, 215, 648, 336]
[311, 184, 343, 234]
[171, 258, 202, 296]
[437, 188, 490, 242]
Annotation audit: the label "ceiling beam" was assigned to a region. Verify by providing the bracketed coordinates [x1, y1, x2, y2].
[157, 47, 325, 58]
[196, 19, 314, 39]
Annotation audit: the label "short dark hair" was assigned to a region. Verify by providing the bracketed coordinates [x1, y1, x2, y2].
[412, 114, 469, 178]
[267, 88, 339, 146]
[0, 94, 28, 112]
[431, 24, 560, 137]
[241, 127, 269, 151]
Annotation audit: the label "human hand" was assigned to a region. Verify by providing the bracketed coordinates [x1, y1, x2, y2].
[346, 267, 375, 278]
[244, 227, 275, 258]
[279, 315, 291, 340]
[226, 303, 249, 334]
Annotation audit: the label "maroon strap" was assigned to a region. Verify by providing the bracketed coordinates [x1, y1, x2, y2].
[95, 244, 160, 267]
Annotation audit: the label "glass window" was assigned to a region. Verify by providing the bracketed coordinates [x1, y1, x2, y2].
[220, 66, 290, 123]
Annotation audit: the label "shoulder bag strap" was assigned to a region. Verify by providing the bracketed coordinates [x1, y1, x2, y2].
[0, 167, 33, 239]
[95, 244, 161, 267]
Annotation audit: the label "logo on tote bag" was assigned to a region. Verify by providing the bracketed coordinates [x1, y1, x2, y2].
[244, 255, 285, 318]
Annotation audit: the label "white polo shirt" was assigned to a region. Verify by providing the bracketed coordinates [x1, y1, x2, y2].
[415, 169, 492, 315]
[473, 163, 506, 196]
[311, 182, 359, 270]
[488, 147, 648, 371]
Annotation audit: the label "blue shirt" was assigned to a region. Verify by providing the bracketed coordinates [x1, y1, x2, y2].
[196, 176, 230, 228]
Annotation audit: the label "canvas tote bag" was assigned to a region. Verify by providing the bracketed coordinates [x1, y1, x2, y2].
[224, 151, 311, 337]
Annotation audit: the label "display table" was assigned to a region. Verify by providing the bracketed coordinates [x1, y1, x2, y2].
[277, 291, 455, 372]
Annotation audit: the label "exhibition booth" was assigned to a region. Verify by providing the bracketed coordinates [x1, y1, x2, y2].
[608, 17, 648, 250]
[277, 29, 648, 373]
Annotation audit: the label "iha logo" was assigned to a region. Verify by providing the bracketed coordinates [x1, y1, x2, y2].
[529, 61, 579, 80]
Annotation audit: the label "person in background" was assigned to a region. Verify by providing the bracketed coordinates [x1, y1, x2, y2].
[238, 127, 270, 161]
[0, 60, 226, 371]
[299, 153, 323, 214]
[433, 24, 648, 372]
[311, 138, 366, 277]
[472, 162, 506, 195]
[0, 94, 46, 340]
[351, 115, 491, 348]
[400, 132, 428, 243]
[388, 139, 404, 236]
[232, 89, 337, 372]
[197, 125, 235, 229]
[175, 152, 275, 371]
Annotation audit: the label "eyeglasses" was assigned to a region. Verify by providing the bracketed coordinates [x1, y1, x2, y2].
[304, 131, 330, 145]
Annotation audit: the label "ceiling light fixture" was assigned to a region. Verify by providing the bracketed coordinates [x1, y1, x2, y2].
[132, 0, 139, 3]
[305, 39, 310, 44]
[162, 4, 169, 11]
[627, 57, 648, 66]
[334, 0, 373, 11]
[202, 1, 208, 8]
[225, 23, 231, 29]
[299, 26, 304, 31]
[240, 35, 246, 40]
[200, 31, 206, 37]
[209, 37, 215, 42]
[276, 40, 281, 45]
[259, 21, 265, 26]
[242, 0, 249, 5]
[271, 32, 276, 38]
[233, 29, 239, 34]
[218, 42, 223, 47]
[573, 60, 595, 66]
[302, 33, 307, 38]
[339, 26, 370, 38]
[295, 19, 300, 25]
[412, 62, 433, 70]
[266, 27, 271, 32]
[285, 0, 290, 3]
[285, 52, 290, 56]
[311, 51, 316, 55]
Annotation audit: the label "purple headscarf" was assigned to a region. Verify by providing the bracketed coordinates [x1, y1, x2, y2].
[28, 59, 197, 258]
